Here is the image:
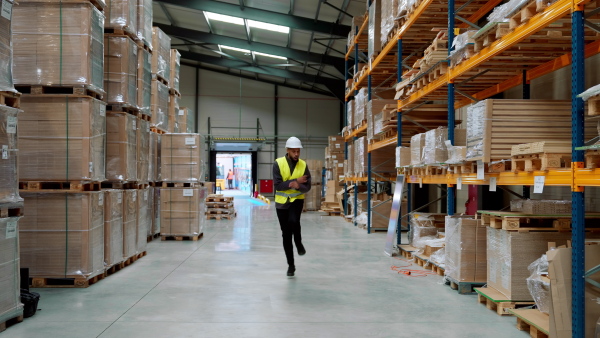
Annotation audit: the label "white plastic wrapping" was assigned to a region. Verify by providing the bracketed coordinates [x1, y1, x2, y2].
[422, 127, 448, 165]
[0, 106, 21, 206]
[169, 49, 180, 93]
[410, 133, 425, 166]
[106, 113, 137, 181]
[396, 146, 410, 167]
[137, 118, 150, 184]
[380, 0, 397, 46]
[449, 30, 476, 67]
[0, 216, 23, 324]
[136, 188, 150, 253]
[0, 0, 15, 93]
[466, 100, 486, 160]
[103, 189, 123, 268]
[486, 2, 513, 23]
[137, 46, 152, 117]
[151, 27, 171, 81]
[445, 216, 487, 282]
[408, 213, 443, 248]
[151, 79, 169, 131]
[105, 0, 137, 35]
[346, 100, 354, 129]
[354, 88, 367, 127]
[367, 0, 382, 60]
[104, 35, 138, 107]
[526, 254, 550, 314]
[580, 84, 600, 101]
[353, 136, 367, 176]
[136, 0, 152, 49]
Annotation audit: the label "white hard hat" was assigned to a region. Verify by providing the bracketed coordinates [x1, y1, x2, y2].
[285, 136, 303, 149]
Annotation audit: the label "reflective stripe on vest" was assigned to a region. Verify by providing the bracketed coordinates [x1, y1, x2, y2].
[275, 157, 306, 204]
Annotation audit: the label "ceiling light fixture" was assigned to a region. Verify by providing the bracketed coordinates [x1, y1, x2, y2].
[219, 45, 251, 54]
[204, 12, 244, 25]
[254, 51, 287, 60]
[247, 20, 290, 33]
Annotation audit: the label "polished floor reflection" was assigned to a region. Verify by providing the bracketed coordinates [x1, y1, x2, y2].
[5, 196, 527, 338]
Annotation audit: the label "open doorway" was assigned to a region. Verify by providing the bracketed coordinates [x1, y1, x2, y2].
[213, 152, 254, 197]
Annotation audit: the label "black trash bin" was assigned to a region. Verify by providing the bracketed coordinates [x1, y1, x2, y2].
[20, 289, 40, 318]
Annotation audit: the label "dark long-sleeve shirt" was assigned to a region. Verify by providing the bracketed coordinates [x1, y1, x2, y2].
[273, 154, 311, 209]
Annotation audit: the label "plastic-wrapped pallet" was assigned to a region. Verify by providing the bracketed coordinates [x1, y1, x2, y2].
[410, 133, 425, 166]
[137, 46, 151, 117]
[171, 107, 189, 133]
[151, 79, 169, 131]
[137, 119, 150, 184]
[151, 27, 171, 82]
[380, 0, 398, 46]
[354, 88, 367, 127]
[346, 144, 353, 178]
[346, 100, 354, 129]
[106, 113, 137, 181]
[396, 146, 410, 167]
[104, 0, 137, 35]
[422, 127, 448, 165]
[136, 0, 152, 49]
[13, 2, 105, 93]
[0, 106, 21, 206]
[103, 189, 123, 268]
[104, 35, 138, 107]
[160, 187, 207, 236]
[136, 187, 150, 253]
[305, 160, 323, 184]
[0, 217, 23, 325]
[146, 186, 154, 237]
[122, 189, 137, 259]
[444, 215, 487, 282]
[152, 186, 160, 235]
[0, 0, 15, 93]
[526, 254, 550, 314]
[408, 212, 445, 248]
[19, 96, 106, 181]
[354, 136, 367, 176]
[169, 49, 180, 94]
[186, 107, 195, 133]
[19, 191, 105, 280]
[149, 131, 160, 182]
[367, 0, 382, 60]
[167, 94, 180, 133]
[161, 133, 202, 182]
[449, 30, 476, 67]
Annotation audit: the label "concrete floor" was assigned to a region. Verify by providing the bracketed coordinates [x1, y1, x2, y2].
[4, 196, 527, 338]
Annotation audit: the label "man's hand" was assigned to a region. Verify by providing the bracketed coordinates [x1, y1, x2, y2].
[289, 181, 300, 190]
[296, 175, 308, 184]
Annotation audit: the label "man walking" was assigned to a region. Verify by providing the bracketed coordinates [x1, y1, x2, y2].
[273, 137, 311, 277]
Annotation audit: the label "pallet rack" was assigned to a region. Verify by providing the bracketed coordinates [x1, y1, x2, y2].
[344, 0, 600, 335]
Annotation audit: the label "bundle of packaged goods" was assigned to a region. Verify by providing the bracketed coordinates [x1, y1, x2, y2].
[353, 136, 368, 176]
[150, 79, 169, 132]
[0, 106, 21, 207]
[169, 49, 180, 94]
[136, 187, 151, 252]
[408, 213, 446, 258]
[367, 0, 382, 62]
[353, 88, 367, 128]
[167, 94, 180, 133]
[0, 217, 23, 324]
[510, 199, 571, 215]
[122, 189, 137, 259]
[303, 160, 322, 211]
[0, 0, 16, 93]
[136, 119, 150, 184]
[151, 27, 170, 83]
[136, 0, 152, 49]
[367, 99, 396, 141]
[19, 96, 106, 182]
[161, 187, 207, 237]
[137, 44, 152, 118]
[346, 15, 364, 48]
[160, 133, 202, 183]
[104, 35, 138, 108]
[170, 107, 191, 134]
[19, 191, 106, 285]
[106, 113, 137, 182]
[103, 189, 123, 269]
[444, 215, 487, 282]
[105, 0, 137, 36]
[13, 2, 104, 94]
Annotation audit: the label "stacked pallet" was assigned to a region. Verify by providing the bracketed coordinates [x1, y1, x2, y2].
[0, 2, 24, 324]
[325, 136, 345, 182]
[167, 49, 184, 133]
[367, 99, 396, 142]
[150, 27, 170, 133]
[205, 194, 235, 220]
[303, 160, 322, 212]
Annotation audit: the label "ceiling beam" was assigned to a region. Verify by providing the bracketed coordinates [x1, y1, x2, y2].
[181, 61, 335, 98]
[179, 51, 345, 100]
[154, 0, 351, 37]
[154, 23, 345, 74]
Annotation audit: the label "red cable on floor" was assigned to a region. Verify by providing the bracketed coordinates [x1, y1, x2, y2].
[391, 257, 440, 277]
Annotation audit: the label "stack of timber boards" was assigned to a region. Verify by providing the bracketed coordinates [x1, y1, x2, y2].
[466, 100, 597, 163]
[206, 194, 236, 220]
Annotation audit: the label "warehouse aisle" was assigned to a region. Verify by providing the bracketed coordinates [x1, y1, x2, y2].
[6, 197, 527, 338]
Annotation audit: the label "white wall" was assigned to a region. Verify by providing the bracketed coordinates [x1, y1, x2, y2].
[179, 65, 341, 181]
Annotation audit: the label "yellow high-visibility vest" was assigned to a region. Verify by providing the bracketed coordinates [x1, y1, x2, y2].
[275, 157, 306, 204]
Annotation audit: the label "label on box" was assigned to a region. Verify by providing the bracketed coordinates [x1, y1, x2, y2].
[533, 176, 545, 194]
[338, 163, 344, 167]
[6, 220, 16, 239]
[183, 189, 193, 197]
[1, 145, 7, 159]
[335, 144, 341, 149]
[89, 162, 93, 173]
[99, 105, 106, 117]
[6, 116, 16, 134]
[144, 190, 148, 201]
[132, 120, 137, 130]
[489, 177, 497, 192]
[1, 0, 13, 20]
[133, 193, 137, 202]
[179, 109, 185, 116]
[477, 160, 484, 180]
[185, 137, 195, 145]
[98, 193, 104, 206]
[332, 155, 337, 159]
[457, 177, 462, 190]
[117, 194, 122, 204]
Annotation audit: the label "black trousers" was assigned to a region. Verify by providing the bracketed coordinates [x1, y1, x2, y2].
[276, 199, 304, 267]
[228, 179, 233, 189]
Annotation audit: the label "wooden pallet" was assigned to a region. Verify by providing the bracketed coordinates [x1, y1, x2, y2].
[30, 273, 106, 288]
[205, 201, 234, 208]
[146, 232, 160, 243]
[19, 181, 101, 192]
[152, 74, 169, 86]
[168, 88, 181, 97]
[511, 153, 571, 172]
[105, 251, 146, 276]
[413, 254, 445, 276]
[206, 214, 236, 220]
[508, 0, 542, 30]
[0, 204, 24, 218]
[474, 23, 510, 52]
[206, 195, 234, 203]
[104, 28, 138, 42]
[0, 91, 21, 109]
[509, 309, 550, 338]
[161, 233, 203, 241]
[136, 38, 153, 53]
[588, 95, 600, 116]
[150, 127, 167, 134]
[585, 149, 600, 169]
[479, 210, 600, 231]
[160, 182, 199, 188]
[0, 314, 24, 333]
[101, 181, 149, 189]
[15, 85, 103, 100]
[398, 244, 416, 259]
[106, 103, 140, 116]
[319, 207, 341, 216]
[475, 287, 535, 316]
[206, 209, 236, 215]
[445, 276, 485, 294]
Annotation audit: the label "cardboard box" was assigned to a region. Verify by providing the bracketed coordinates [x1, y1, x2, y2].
[105, 0, 137, 35]
[103, 189, 123, 267]
[0, 106, 21, 205]
[161, 133, 202, 182]
[149, 131, 160, 182]
[169, 49, 180, 93]
[104, 35, 137, 107]
[487, 228, 571, 300]
[0, 0, 14, 92]
[396, 146, 410, 167]
[136, 188, 151, 253]
[160, 187, 207, 236]
[0, 217, 24, 323]
[151, 26, 170, 81]
[136, 0, 152, 48]
[151, 79, 169, 131]
[367, 0, 382, 60]
[410, 133, 425, 166]
[167, 94, 180, 133]
[422, 128, 448, 165]
[13, 2, 104, 92]
[106, 113, 137, 181]
[19, 191, 105, 279]
[137, 46, 151, 117]
[19, 96, 106, 181]
[136, 118, 150, 184]
[445, 216, 487, 282]
[122, 189, 137, 259]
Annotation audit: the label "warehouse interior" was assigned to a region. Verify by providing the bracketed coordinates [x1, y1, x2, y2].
[1, 0, 600, 337]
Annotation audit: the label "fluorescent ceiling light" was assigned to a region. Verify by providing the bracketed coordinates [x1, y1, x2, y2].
[254, 51, 287, 60]
[220, 45, 251, 54]
[247, 20, 290, 33]
[204, 12, 244, 25]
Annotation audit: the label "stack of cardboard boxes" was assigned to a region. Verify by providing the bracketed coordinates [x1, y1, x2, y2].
[303, 160, 322, 211]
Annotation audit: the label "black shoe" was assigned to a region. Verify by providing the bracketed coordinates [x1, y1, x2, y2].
[287, 266, 295, 277]
[297, 246, 306, 256]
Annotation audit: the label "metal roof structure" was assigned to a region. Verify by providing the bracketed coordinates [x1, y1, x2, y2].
[153, 0, 368, 100]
